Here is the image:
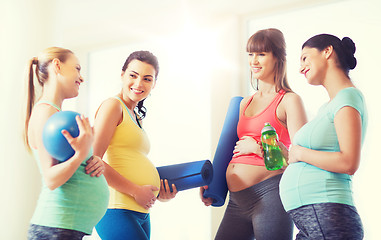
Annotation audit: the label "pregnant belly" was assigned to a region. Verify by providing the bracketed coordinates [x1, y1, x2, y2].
[67, 166, 110, 217]
[226, 163, 283, 192]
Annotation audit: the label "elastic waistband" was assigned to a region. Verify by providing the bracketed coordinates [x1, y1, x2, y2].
[106, 208, 149, 220]
[231, 174, 282, 199]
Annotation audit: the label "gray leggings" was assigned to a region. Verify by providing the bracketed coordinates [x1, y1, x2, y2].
[215, 174, 293, 240]
[288, 203, 364, 240]
[27, 224, 87, 240]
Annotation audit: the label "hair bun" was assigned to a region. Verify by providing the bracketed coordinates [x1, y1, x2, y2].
[341, 37, 357, 69]
[342, 37, 356, 54]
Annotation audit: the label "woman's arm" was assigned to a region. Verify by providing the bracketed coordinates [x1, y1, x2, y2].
[284, 93, 308, 141]
[32, 106, 93, 190]
[289, 106, 362, 175]
[277, 93, 307, 162]
[93, 98, 158, 209]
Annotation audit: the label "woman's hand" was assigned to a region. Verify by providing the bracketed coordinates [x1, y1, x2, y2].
[85, 155, 105, 177]
[288, 145, 302, 164]
[233, 136, 263, 158]
[62, 115, 94, 160]
[199, 186, 213, 206]
[158, 179, 177, 202]
[133, 185, 159, 210]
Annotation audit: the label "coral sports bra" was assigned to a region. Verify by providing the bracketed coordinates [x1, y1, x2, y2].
[229, 90, 291, 166]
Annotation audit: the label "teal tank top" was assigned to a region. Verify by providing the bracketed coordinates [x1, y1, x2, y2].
[30, 101, 109, 234]
[280, 87, 367, 211]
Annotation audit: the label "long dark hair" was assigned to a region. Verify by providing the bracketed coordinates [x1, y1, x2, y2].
[122, 50, 159, 120]
[246, 28, 292, 92]
[302, 34, 357, 76]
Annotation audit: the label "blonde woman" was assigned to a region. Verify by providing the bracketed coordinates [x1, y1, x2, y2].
[24, 47, 109, 240]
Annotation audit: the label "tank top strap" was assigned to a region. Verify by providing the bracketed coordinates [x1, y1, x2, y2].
[113, 96, 142, 128]
[242, 95, 255, 116]
[273, 90, 286, 108]
[35, 100, 61, 111]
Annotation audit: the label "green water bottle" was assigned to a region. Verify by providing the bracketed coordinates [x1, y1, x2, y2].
[261, 122, 285, 171]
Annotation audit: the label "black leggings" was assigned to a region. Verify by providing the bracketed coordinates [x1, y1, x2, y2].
[288, 203, 364, 240]
[27, 224, 87, 240]
[215, 174, 293, 240]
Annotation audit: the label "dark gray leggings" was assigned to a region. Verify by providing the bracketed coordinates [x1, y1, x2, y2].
[288, 203, 364, 240]
[27, 224, 87, 240]
[215, 174, 293, 240]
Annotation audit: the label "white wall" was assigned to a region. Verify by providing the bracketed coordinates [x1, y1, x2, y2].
[0, 0, 56, 239]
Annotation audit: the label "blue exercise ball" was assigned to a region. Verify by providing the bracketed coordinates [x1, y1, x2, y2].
[42, 111, 80, 162]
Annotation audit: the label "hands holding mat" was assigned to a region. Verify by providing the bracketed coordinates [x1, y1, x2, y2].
[199, 186, 213, 206]
[158, 179, 178, 202]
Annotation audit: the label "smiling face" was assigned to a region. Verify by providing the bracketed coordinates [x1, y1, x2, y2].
[248, 51, 276, 82]
[121, 59, 156, 106]
[299, 47, 328, 86]
[57, 53, 83, 98]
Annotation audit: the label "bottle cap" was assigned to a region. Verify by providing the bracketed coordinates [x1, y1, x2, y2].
[261, 122, 275, 134]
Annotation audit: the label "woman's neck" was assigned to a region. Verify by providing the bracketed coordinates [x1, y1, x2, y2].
[323, 68, 354, 100]
[118, 93, 137, 112]
[40, 88, 64, 109]
[257, 80, 276, 94]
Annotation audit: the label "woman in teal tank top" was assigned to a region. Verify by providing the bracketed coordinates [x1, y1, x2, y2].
[23, 47, 109, 239]
[279, 34, 367, 239]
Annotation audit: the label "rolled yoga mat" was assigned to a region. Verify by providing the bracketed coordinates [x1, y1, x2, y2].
[203, 96, 243, 207]
[156, 160, 213, 192]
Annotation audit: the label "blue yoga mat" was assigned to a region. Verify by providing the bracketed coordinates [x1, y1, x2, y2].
[203, 96, 243, 207]
[156, 160, 213, 192]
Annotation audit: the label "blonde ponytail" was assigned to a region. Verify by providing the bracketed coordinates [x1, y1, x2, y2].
[23, 47, 73, 150]
[23, 57, 38, 150]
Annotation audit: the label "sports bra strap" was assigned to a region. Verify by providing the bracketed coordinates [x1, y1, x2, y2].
[273, 90, 286, 107]
[242, 95, 254, 115]
[36, 100, 61, 111]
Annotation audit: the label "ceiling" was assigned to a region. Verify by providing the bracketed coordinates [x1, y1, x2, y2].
[53, 0, 343, 49]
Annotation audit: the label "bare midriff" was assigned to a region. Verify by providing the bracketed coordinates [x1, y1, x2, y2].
[226, 163, 284, 192]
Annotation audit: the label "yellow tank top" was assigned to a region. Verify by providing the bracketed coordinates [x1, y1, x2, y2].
[104, 97, 160, 213]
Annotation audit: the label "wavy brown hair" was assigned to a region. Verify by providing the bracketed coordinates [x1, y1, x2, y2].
[246, 28, 292, 92]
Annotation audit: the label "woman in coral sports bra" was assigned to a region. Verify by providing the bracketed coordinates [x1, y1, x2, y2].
[202, 29, 307, 240]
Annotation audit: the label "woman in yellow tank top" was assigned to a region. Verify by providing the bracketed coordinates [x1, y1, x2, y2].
[93, 51, 177, 240]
